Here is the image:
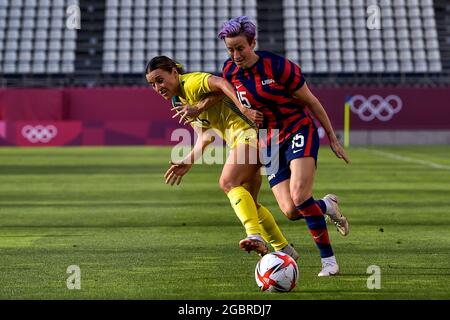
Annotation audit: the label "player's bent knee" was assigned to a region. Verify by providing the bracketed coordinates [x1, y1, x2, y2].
[290, 191, 312, 207]
[286, 212, 303, 221]
[219, 177, 239, 194]
[279, 205, 299, 220]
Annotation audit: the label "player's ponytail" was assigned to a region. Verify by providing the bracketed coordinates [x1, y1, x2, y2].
[145, 56, 185, 75]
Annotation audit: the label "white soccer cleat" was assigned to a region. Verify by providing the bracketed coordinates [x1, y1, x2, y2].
[280, 244, 300, 261]
[318, 256, 340, 277]
[323, 194, 349, 236]
[239, 235, 269, 257]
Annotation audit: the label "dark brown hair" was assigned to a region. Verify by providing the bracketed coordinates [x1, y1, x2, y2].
[145, 56, 185, 75]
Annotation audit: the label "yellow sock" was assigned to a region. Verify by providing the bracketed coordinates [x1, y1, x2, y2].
[227, 186, 261, 236]
[257, 205, 289, 251]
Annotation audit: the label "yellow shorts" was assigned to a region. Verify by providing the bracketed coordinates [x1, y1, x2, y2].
[226, 124, 258, 150]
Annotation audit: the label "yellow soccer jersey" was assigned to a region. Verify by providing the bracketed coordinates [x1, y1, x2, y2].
[172, 72, 257, 148]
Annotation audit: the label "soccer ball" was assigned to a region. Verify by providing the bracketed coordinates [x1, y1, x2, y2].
[255, 251, 299, 292]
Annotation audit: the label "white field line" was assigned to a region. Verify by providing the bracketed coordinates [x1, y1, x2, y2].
[362, 148, 450, 170]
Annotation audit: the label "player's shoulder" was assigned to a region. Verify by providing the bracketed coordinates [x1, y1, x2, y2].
[181, 71, 211, 81]
[181, 72, 211, 86]
[257, 50, 294, 68]
[180, 72, 213, 96]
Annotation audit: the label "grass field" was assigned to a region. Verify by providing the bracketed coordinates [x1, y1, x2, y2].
[0, 145, 449, 300]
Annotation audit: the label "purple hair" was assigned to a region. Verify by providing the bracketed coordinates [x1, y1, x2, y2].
[217, 16, 256, 43]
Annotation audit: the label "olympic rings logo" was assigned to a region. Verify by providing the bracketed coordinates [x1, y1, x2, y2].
[21, 125, 58, 143]
[348, 95, 403, 122]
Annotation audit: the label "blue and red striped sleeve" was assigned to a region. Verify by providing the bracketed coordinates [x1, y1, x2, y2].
[273, 54, 305, 93]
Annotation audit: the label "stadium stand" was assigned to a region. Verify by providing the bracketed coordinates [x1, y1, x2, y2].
[0, 0, 78, 75]
[0, 0, 449, 86]
[282, 0, 442, 74]
[1, 0, 450, 147]
[102, 0, 258, 74]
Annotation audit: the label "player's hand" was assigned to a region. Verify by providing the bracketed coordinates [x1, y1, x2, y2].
[171, 104, 200, 125]
[329, 136, 350, 164]
[242, 109, 264, 126]
[164, 161, 193, 186]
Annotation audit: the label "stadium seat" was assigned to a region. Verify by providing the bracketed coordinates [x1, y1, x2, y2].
[429, 61, 442, 72]
[343, 62, 356, 72]
[329, 61, 342, 72]
[343, 51, 355, 61]
[47, 62, 60, 73]
[329, 50, 341, 61]
[414, 61, 428, 73]
[326, 18, 338, 29]
[342, 40, 355, 50]
[329, 40, 340, 50]
[48, 40, 61, 53]
[5, 40, 18, 51]
[383, 39, 397, 50]
[428, 49, 441, 61]
[357, 61, 371, 73]
[20, 40, 33, 51]
[286, 50, 299, 61]
[399, 50, 412, 61]
[301, 50, 314, 61]
[315, 61, 328, 73]
[117, 62, 131, 73]
[372, 61, 385, 72]
[355, 29, 369, 43]
[413, 50, 426, 61]
[301, 61, 314, 73]
[351, 39, 370, 50]
[132, 63, 145, 73]
[356, 50, 369, 60]
[31, 62, 44, 73]
[175, 50, 188, 62]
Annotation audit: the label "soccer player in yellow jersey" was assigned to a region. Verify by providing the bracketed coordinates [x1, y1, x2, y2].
[145, 56, 298, 260]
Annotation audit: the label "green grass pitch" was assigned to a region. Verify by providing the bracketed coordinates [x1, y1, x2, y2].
[0, 145, 449, 299]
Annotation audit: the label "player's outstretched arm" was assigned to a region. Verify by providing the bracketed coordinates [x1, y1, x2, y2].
[172, 92, 225, 125]
[292, 83, 350, 164]
[207, 75, 264, 125]
[164, 127, 216, 185]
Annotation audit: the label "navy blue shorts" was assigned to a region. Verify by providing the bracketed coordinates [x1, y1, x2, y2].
[265, 122, 320, 188]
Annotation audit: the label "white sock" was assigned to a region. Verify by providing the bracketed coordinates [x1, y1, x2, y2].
[321, 255, 337, 264]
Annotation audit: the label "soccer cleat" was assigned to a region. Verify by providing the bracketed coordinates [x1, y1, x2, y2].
[323, 194, 349, 236]
[318, 256, 340, 277]
[239, 236, 269, 257]
[280, 244, 299, 261]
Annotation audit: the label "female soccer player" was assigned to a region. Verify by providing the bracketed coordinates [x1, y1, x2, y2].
[145, 56, 298, 260]
[217, 16, 350, 276]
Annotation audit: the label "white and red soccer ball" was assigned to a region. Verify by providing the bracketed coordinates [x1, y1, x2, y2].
[255, 251, 299, 292]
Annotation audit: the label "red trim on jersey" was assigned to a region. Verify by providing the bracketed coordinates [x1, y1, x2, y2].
[279, 59, 292, 85]
[278, 105, 301, 115]
[253, 63, 292, 104]
[263, 58, 272, 79]
[304, 122, 314, 156]
[231, 64, 240, 77]
[288, 63, 302, 92]
[222, 61, 233, 78]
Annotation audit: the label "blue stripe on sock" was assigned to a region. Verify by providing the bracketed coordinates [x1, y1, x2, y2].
[316, 199, 327, 215]
[304, 215, 327, 230]
[295, 197, 315, 210]
[316, 243, 334, 258]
